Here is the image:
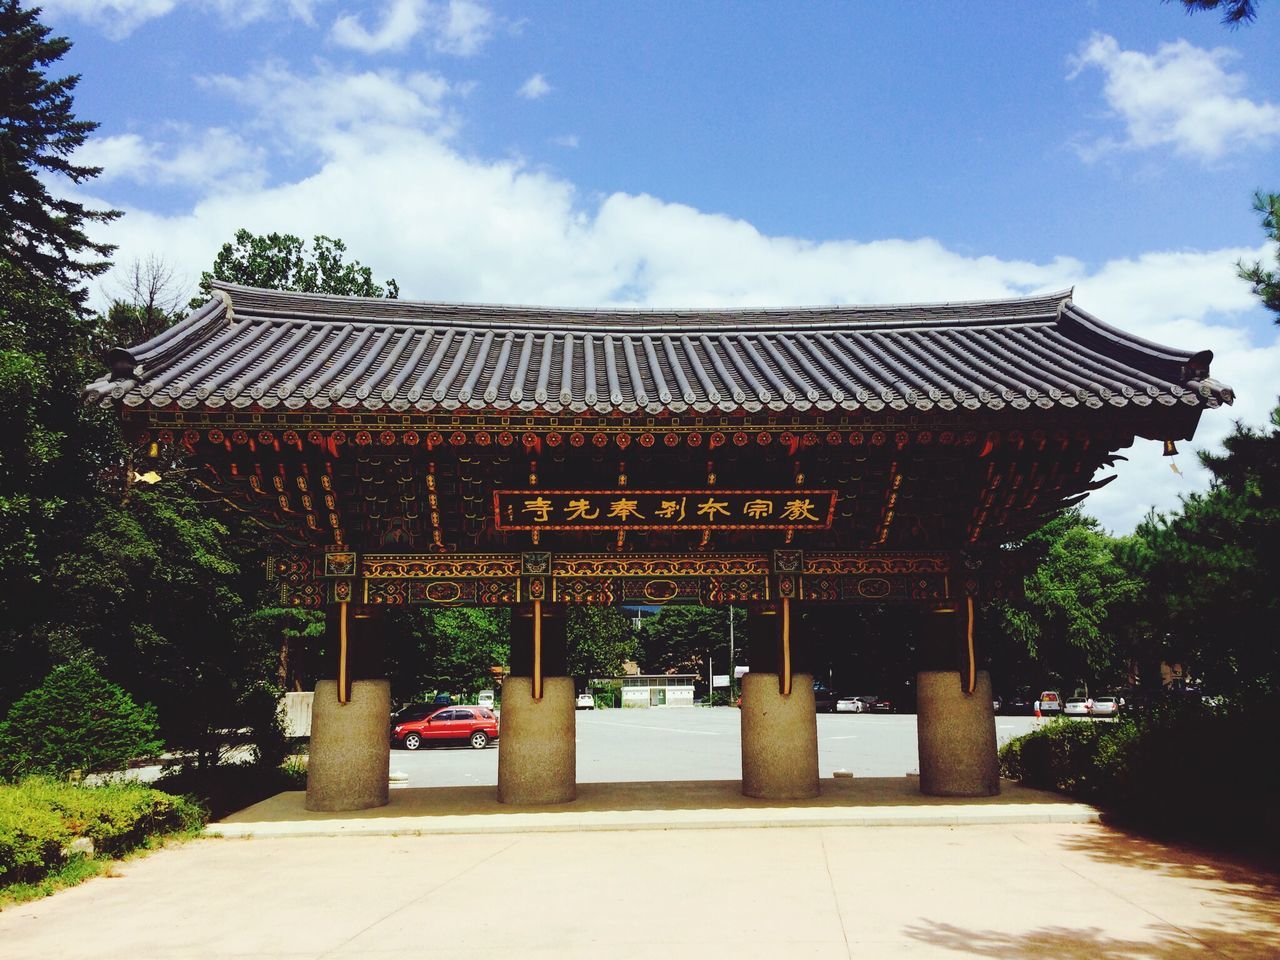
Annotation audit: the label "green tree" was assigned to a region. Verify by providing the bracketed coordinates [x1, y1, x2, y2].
[0, 3, 124, 708]
[1165, 0, 1258, 24]
[0, 0, 120, 297]
[1238, 191, 1280, 318]
[192, 229, 399, 306]
[566, 607, 639, 682]
[383, 608, 509, 702]
[1129, 406, 1280, 700]
[639, 605, 741, 677]
[37, 489, 281, 767]
[0, 659, 162, 779]
[996, 510, 1142, 688]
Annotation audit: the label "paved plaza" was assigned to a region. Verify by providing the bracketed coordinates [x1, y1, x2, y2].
[389, 706, 1041, 788]
[2, 820, 1276, 959]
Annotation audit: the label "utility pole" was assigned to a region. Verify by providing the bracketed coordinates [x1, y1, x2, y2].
[728, 605, 735, 703]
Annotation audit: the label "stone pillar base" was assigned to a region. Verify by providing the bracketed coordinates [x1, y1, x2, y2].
[916, 670, 1000, 797]
[497, 676, 576, 805]
[740, 672, 819, 800]
[306, 679, 391, 812]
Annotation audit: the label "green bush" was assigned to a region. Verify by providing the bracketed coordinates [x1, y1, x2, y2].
[0, 660, 163, 780]
[0, 791, 70, 884]
[999, 700, 1279, 850]
[0, 779, 204, 886]
[588, 681, 621, 708]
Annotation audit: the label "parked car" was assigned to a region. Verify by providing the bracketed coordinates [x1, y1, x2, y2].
[575, 693, 596, 710]
[836, 695, 878, 713]
[1037, 690, 1063, 716]
[1091, 696, 1119, 717]
[870, 696, 895, 714]
[812, 681, 838, 713]
[1063, 696, 1093, 717]
[390, 702, 436, 724]
[1002, 693, 1033, 715]
[392, 706, 498, 750]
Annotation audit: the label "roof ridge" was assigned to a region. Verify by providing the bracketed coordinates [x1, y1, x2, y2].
[211, 280, 1073, 318]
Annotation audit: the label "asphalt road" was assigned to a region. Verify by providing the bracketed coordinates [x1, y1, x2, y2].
[391, 707, 1042, 788]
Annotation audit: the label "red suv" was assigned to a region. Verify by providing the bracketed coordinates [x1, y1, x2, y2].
[392, 706, 499, 750]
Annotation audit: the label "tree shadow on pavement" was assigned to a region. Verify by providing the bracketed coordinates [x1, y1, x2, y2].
[904, 826, 1280, 960]
[903, 920, 1276, 960]
[1062, 823, 1280, 887]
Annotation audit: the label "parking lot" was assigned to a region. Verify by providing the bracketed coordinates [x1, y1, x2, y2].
[390, 706, 1041, 788]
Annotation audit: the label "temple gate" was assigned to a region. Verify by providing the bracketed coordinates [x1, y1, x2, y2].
[88, 284, 1233, 810]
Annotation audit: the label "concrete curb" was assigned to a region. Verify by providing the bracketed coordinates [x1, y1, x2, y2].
[206, 779, 1100, 839]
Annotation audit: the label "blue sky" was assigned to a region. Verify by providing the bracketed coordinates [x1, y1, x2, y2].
[37, 0, 1280, 533]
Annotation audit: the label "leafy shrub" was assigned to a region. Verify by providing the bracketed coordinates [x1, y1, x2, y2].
[0, 791, 70, 884]
[0, 660, 163, 780]
[588, 681, 621, 708]
[0, 779, 204, 886]
[999, 700, 1279, 850]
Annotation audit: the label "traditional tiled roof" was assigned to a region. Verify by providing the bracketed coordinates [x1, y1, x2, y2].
[86, 283, 1233, 416]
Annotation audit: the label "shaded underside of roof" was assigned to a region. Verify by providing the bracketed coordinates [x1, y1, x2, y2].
[86, 283, 1234, 417]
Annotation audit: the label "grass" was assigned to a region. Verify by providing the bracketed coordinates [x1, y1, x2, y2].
[0, 778, 207, 910]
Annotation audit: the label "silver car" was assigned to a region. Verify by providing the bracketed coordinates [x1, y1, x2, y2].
[836, 695, 877, 713]
[1091, 696, 1119, 717]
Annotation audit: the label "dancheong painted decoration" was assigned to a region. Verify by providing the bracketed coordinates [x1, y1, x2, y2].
[87, 282, 1234, 609]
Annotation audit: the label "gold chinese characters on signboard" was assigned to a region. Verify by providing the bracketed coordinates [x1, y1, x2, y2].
[493, 490, 837, 531]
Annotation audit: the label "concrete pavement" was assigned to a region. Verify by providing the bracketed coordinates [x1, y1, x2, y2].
[2, 820, 1276, 959]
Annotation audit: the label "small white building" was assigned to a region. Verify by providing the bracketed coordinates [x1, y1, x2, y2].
[619, 674, 698, 707]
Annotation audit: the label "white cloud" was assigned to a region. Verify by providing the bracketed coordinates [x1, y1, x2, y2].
[207, 0, 322, 28]
[77, 128, 266, 191]
[551, 134, 580, 148]
[518, 73, 551, 100]
[331, 0, 424, 54]
[435, 0, 492, 56]
[200, 61, 457, 150]
[1070, 33, 1280, 162]
[329, 0, 493, 55]
[38, 0, 178, 39]
[39, 0, 321, 39]
[79, 61, 1279, 534]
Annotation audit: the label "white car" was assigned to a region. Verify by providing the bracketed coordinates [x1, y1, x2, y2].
[575, 693, 596, 710]
[836, 695, 876, 713]
[1063, 697, 1094, 717]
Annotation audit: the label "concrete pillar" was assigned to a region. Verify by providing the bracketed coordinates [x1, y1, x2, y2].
[740, 671, 820, 800]
[496, 676, 576, 804]
[916, 670, 1000, 797]
[306, 679, 391, 811]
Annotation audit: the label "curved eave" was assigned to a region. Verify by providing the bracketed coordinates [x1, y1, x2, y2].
[86, 285, 1235, 418]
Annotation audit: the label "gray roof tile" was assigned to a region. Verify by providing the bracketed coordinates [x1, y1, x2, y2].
[88, 283, 1234, 415]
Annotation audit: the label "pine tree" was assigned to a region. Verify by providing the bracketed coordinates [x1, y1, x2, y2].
[1239, 191, 1280, 320]
[0, 0, 120, 299]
